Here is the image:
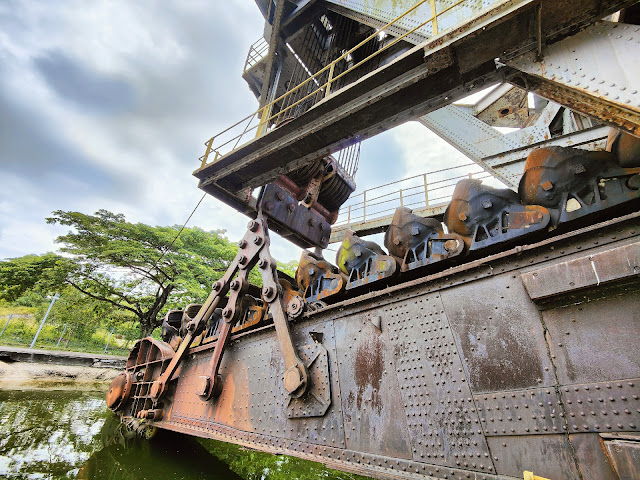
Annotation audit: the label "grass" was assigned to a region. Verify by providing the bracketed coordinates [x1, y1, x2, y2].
[0, 315, 132, 357]
[0, 306, 36, 316]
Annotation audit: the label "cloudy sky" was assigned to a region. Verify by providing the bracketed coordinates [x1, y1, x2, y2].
[0, 0, 484, 263]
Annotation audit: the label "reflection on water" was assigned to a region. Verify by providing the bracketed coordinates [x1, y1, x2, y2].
[0, 389, 370, 480]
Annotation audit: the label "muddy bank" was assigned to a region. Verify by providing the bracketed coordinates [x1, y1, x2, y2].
[0, 360, 120, 390]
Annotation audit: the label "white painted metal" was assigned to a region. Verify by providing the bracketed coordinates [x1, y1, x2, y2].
[505, 21, 640, 134]
[418, 99, 611, 188]
[325, 0, 616, 194]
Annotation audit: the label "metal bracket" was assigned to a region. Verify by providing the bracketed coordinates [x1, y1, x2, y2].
[286, 342, 332, 418]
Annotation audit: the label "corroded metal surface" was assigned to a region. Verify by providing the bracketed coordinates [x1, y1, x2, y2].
[384, 293, 495, 473]
[544, 289, 640, 385]
[569, 433, 620, 480]
[109, 210, 640, 479]
[521, 241, 640, 300]
[485, 434, 581, 479]
[296, 250, 346, 303]
[474, 388, 565, 436]
[444, 179, 550, 250]
[336, 231, 397, 290]
[333, 311, 413, 459]
[384, 207, 465, 272]
[561, 379, 640, 434]
[442, 273, 556, 393]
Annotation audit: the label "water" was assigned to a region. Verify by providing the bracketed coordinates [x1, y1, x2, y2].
[0, 388, 370, 480]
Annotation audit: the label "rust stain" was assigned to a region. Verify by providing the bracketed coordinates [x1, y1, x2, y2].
[354, 336, 384, 413]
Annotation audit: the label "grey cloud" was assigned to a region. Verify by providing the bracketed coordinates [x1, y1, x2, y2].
[0, 74, 141, 206]
[34, 50, 136, 114]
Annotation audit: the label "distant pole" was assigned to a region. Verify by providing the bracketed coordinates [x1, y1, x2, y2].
[56, 324, 68, 348]
[0, 314, 14, 337]
[104, 327, 115, 354]
[30, 293, 59, 349]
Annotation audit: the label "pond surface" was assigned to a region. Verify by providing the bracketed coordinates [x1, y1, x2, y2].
[0, 388, 370, 480]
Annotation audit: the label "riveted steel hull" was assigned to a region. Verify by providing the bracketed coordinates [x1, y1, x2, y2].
[123, 212, 640, 480]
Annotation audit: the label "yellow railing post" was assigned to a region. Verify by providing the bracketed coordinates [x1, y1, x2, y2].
[201, 138, 214, 168]
[203, 0, 472, 161]
[429, 0, 439, 35]
[325, 62, 336, 98]
[256, 106, 272, 138]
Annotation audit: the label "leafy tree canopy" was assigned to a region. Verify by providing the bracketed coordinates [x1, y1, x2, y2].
[1, 210, 299, 339]
[42, 209, 244, 336]
[0, 252, 67, 302]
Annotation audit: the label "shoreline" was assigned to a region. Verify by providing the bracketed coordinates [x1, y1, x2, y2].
[0, 360, 121, 390]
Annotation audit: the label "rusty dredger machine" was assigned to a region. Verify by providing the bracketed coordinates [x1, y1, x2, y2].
[106, 1, 640, 478]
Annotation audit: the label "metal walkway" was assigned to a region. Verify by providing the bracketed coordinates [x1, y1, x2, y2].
[194, 0, 635, 205]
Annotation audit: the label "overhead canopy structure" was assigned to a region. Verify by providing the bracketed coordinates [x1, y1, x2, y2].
[194, 0, 639, 242]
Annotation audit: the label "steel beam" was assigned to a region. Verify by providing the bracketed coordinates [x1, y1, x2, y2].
[418, 100, 611, 188]
[195, 0, 631, 197]
[505, 20, 640, 136]
[324, 0, 431, 44]
[482, 124, 609, 182]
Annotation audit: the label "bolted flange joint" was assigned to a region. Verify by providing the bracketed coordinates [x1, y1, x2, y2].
[247, 220, 259, 232]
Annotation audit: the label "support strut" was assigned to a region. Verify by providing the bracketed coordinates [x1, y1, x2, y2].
[150, 215, 309, 403]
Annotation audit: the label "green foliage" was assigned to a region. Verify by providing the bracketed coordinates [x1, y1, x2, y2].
[277, 260, 298, 279]
[0, 253, 67, 302]
[0, 209, 300, 343]
[200, 438, 369, 480]
[44, 209, 242, 336]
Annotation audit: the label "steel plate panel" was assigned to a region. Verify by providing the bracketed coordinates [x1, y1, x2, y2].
[520, 242, 640, 300]
[544, 290, 640, 384]
[171, 320, 346, 448]
[601, 434, 640, 480]
[441, 273, 555, 392]
[487, 434, 581, 479]
[286, 319, 346, 448]
[384, 293, 495, 474]
[333, 312, 412, 459]
[569, 433, 620, 480]
[474, 387, 566, 436]
[171, 340, 255, 431]
[561, 379, 640, 434]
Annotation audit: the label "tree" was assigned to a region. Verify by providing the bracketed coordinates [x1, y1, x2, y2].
[44, 209, 241, 337]
[0, 253, 67, 302]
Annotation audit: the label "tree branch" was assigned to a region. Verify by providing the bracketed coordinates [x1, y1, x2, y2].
[66, 280, 141, 318]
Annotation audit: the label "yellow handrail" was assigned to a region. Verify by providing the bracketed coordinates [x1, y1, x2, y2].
[200, 0, 469, 165]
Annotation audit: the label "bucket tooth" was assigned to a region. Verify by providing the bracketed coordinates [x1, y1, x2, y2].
[445, 179, 550, 251]
[161, 309, 184, 349]
[606, 128, 640, 168]
[295, 250, 346, 303]
[519, 145, 640, 225]
[336, 231, 397, 290]
[236, 296, 267, 332]
[384, 207, 465, 272]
